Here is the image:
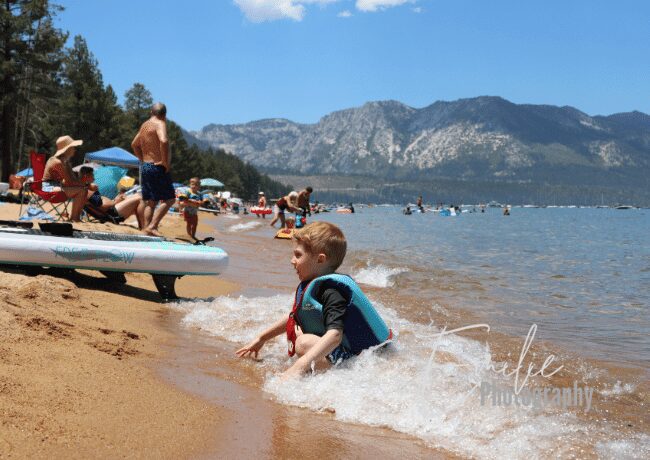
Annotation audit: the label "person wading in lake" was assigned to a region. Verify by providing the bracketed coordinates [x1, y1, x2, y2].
[131, 102, 176, 236]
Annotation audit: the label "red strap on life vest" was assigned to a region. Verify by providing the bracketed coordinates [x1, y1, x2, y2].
[286, 282, 311, 356]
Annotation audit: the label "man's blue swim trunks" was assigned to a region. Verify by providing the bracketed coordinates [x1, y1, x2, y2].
[141, 162, 175, 202]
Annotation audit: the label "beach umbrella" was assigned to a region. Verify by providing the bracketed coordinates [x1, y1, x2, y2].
[200, 178, 224, 187]
[16, 167, 33, 177]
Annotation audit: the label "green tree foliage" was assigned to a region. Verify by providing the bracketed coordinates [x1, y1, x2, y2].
[0, 2, 288, 198]
[123, 82, 152, 129]
[0, 0, 67, 180]
[53, 35, 125, 162]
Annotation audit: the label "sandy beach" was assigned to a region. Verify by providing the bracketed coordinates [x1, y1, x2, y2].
[0, 202, 241, 458]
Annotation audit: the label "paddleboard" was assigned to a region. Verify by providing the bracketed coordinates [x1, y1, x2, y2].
[275, 228, 294, 239]
[336, 208, 352, 214]
[0, 224, 228, 301]
[198, 207, 220, 214]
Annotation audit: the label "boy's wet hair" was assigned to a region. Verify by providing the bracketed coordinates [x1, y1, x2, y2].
[294, 221, 347, 270]
[190, 177, 200, 184]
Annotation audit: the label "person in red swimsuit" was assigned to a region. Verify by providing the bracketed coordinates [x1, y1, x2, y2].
[270, 191, 300, 228]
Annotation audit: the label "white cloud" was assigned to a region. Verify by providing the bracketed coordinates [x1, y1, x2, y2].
[355, 0, 415, 13]
[412, 6, 422, 13]
[338, 10, 353, 18]
[234, 0, 339, 23]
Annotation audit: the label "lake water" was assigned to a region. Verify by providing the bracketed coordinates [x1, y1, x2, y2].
[323, 206, 650, 367]
[171, 206, 649, 459]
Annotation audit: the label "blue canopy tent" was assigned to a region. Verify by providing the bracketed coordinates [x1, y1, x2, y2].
[83, 147, 140, 198]
[84, 147, 140, 169]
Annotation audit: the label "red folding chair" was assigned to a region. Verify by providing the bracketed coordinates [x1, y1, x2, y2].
[19, 151, 71, 221]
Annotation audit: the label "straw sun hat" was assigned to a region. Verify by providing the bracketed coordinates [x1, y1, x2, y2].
[54, 135, 83, 158]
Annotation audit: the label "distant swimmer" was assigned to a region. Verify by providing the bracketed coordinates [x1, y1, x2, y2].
[403, 205, 412, 215]
[503, 206, 511, 216]
[416, 195, 424, 213]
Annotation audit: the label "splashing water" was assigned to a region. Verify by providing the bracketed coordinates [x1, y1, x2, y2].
[354, 264, 408, 288]
[170, 294, 647, 458]
[228, 221, 262, 232]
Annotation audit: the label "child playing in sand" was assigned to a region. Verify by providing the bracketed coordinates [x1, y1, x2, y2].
[179, 177, 204, 240]
[236, 222, 391, 378]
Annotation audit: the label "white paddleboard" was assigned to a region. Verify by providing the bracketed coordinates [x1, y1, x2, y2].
[0, 227, 228, 276]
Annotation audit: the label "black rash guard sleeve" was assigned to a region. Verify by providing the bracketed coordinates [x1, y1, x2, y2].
[318, 287, 348, 331]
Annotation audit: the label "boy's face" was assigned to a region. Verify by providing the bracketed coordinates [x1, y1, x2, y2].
[190, 180, 199, 190]
[291, 242, 329, 282]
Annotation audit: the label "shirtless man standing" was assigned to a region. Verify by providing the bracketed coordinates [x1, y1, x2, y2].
[131, 102, 176, 236]
[297, 186, 313, 216]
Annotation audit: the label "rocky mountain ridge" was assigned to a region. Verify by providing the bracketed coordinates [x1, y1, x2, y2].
[188, 96, 649, 191]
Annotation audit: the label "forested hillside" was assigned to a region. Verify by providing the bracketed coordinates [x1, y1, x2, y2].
[0, 1, 289, 200]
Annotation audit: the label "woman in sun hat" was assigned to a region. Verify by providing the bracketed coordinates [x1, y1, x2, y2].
[42, 135, 89, 222]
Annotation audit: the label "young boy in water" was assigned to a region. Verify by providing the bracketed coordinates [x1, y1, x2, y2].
[236, 222, 390, 378]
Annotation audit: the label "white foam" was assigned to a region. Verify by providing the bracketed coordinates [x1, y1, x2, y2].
[354, 264, 408, 288]
[599, 380, 636, 396]
[228, 221, 262, 232]
[597, 434, 650, 459]
[171, 294, 646, 459]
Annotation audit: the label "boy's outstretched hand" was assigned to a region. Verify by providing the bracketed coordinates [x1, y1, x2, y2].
[235, 337, 265, 359]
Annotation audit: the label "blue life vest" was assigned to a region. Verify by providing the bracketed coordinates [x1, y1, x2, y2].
[296, 274, 392, 355]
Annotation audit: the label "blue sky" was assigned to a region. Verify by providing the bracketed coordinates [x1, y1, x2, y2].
[56, 0, 650, 131]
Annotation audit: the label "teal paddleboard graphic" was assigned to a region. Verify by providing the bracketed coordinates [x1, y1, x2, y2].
[52, 246, 135, 264]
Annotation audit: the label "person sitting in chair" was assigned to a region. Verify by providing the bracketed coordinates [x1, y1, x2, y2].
[42, 135, 88, 222]
[79, 167, 144, 228]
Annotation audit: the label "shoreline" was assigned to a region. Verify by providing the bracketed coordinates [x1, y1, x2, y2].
[1, 203, 647, 457]
[0, 204, 454, 458]
[175, 212, 649, 455]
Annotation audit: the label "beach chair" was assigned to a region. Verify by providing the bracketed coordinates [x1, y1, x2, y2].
[80, 165, 128, 224]
[19, 151, 70, 221]
[83, 201, 124, 224]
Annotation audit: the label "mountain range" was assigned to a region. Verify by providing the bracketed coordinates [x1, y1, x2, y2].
[186, 96, 650, 204]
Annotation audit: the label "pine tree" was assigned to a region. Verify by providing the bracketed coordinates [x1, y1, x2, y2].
[54, 35, 123, 163]
[123, 82, 152, 129]
[0, 0, 66, 180]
